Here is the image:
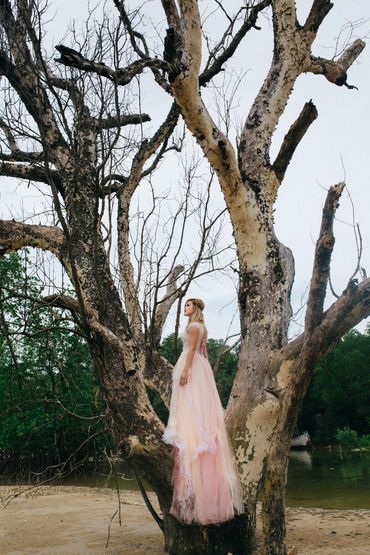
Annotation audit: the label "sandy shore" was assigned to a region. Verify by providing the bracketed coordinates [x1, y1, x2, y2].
[0, 485, 369, 554]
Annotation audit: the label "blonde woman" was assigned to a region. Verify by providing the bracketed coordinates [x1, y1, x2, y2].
[162, 298, 244, 525]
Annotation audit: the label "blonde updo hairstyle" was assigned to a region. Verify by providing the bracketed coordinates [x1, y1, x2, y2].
[186, 298, 205, 325]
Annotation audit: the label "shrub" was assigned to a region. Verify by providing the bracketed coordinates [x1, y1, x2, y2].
[335, 426, 359, 449]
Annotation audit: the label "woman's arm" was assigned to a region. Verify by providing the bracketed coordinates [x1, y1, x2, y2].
[179, 326, 199, 386]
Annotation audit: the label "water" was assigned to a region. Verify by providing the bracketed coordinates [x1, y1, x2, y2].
[286, 449, 370, 509]
[3, 449, 370, 510]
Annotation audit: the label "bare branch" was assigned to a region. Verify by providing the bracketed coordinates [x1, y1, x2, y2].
[132, 466, 164, 531]
[96, 113, 151, 130]
[199, 1, 272, 86]
[0, 160, 64, 192]
[309, 39, 365, 88]
[35, 293, 81, 314]
[0, 9, 67, 155]
[315, 276, 370, 355]
[0, 220, 65, 258]
[305, 182, 345, 334]
[160, 0, 181, 32]
[117, 103, 180, 338]
[55, 44, 168, 85]
[113, 0, 151, 57]
[144, 352, 173, 408]
[213, 336, 241, 376]
[272, 100, 318, 181]
[0, 150, 45, 163]
[0, 116, 17, 150]
[304, 0, 334, 33]
[161, 1, 265, 263]
[153, 265, 184, 347]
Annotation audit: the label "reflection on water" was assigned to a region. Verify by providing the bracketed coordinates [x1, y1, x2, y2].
[286, 449, 370, 509]
[288, 449, 312, 469]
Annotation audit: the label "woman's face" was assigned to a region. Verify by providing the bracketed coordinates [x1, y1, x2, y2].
[184, 300, 194, 317]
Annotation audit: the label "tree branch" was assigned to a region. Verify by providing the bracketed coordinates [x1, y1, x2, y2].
[305, 182, 345, 334]
[35, 293, 81, 314]
[272, 100, 318, 181]
[0, 116, 17, 150]
[0, 160, 64, 193]
[304, 0, 334, 33]
[199, 0, 272, 86]
[153, 265, 184, 347]
[315, 276, 370, 356]
[309, 39, 365, 88]
[160, 0, 266, 265]
[160, 0, 181, 32]
[117, 103, 180, 339]
[113, 0, 152, 57]
[95, 113, 151, 130]
[144, 352, 173, 409]
[0, 220, 65, 258]
[0, 150, 45, 163]
[55, 44, 168, 85]
[0, 8, 67, 155]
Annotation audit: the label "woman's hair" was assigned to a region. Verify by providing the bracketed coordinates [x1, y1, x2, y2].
[186, 298, 205, 324]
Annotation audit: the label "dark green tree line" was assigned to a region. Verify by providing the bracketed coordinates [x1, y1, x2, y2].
[298, 328, 370, 444]
[0, 251, 110, 478]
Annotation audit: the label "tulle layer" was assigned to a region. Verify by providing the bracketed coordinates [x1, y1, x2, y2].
[162, 344, 244, 525]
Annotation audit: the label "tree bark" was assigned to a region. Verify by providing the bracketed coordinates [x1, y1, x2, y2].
[163, 511, 254, 555]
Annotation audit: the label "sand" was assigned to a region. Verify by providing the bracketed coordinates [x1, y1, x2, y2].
[0, 485, 369, 554]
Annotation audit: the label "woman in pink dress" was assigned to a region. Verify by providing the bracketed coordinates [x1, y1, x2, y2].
[162, 298, 244, 525]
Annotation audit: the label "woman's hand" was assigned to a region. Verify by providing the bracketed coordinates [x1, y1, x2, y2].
[179, 370, 189, 386]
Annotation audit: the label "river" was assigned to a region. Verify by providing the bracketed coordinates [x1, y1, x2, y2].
[48, 448, 370, 510]
[286, 448, 370, 509]
[3, 448, 369, 510]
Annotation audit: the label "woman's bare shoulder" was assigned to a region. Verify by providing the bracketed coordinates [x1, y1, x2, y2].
[187, 322, 204, 331]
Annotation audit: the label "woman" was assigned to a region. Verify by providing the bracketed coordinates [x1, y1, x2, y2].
[162, 298, 244, 525]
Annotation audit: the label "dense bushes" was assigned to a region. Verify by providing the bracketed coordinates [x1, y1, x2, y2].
[0, 252, 111, 478]
[298, 328, 370, 445]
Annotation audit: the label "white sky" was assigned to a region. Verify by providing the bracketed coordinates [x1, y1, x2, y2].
[1, 0, 369, 340]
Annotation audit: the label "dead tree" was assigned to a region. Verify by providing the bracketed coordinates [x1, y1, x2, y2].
[155, 2, 370, 554]
[1, 1, 370, 554]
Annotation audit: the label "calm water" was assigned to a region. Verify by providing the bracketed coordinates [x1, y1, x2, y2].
[4, 449, 370, 510]
[286, 449, 370, 509]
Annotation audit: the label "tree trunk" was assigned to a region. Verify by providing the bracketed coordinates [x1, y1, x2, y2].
[162, 511, 255, 555]
[261, 445, 289, 555]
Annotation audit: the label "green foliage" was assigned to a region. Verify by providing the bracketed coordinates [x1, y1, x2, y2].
[298, 329, 370, 444]
[335, 426, 359, 450]
[0, 251, 111, 477]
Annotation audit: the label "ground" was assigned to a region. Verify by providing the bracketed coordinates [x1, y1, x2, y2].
[0, 486, 369, 554]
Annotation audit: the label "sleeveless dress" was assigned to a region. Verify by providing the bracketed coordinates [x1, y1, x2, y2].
[162, 322, 244, 525]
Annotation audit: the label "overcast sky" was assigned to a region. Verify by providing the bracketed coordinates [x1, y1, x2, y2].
[1, 0, 369, 340]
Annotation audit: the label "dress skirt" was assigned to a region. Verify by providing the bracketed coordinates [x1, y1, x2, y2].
[162, 323, 244, 525]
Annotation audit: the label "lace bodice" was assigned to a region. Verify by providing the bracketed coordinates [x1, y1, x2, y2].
[182, 322, 206, 352]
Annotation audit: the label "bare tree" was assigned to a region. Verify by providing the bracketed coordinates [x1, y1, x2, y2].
[157, 2, 369, 554]
[1, 1, 370, 554]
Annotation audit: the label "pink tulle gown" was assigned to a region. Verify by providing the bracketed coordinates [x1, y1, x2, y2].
[162, 322, 244, 525]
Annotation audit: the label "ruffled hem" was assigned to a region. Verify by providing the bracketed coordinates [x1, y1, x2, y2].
[163, 427, 219, 462]
[162, 428, 185, 452]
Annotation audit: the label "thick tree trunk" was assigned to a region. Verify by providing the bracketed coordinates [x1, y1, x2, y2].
[162, 511, 255, 555]
[261, 444, 289, 555]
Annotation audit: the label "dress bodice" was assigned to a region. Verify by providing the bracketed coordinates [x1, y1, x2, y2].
[182, 322, 206, 352]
